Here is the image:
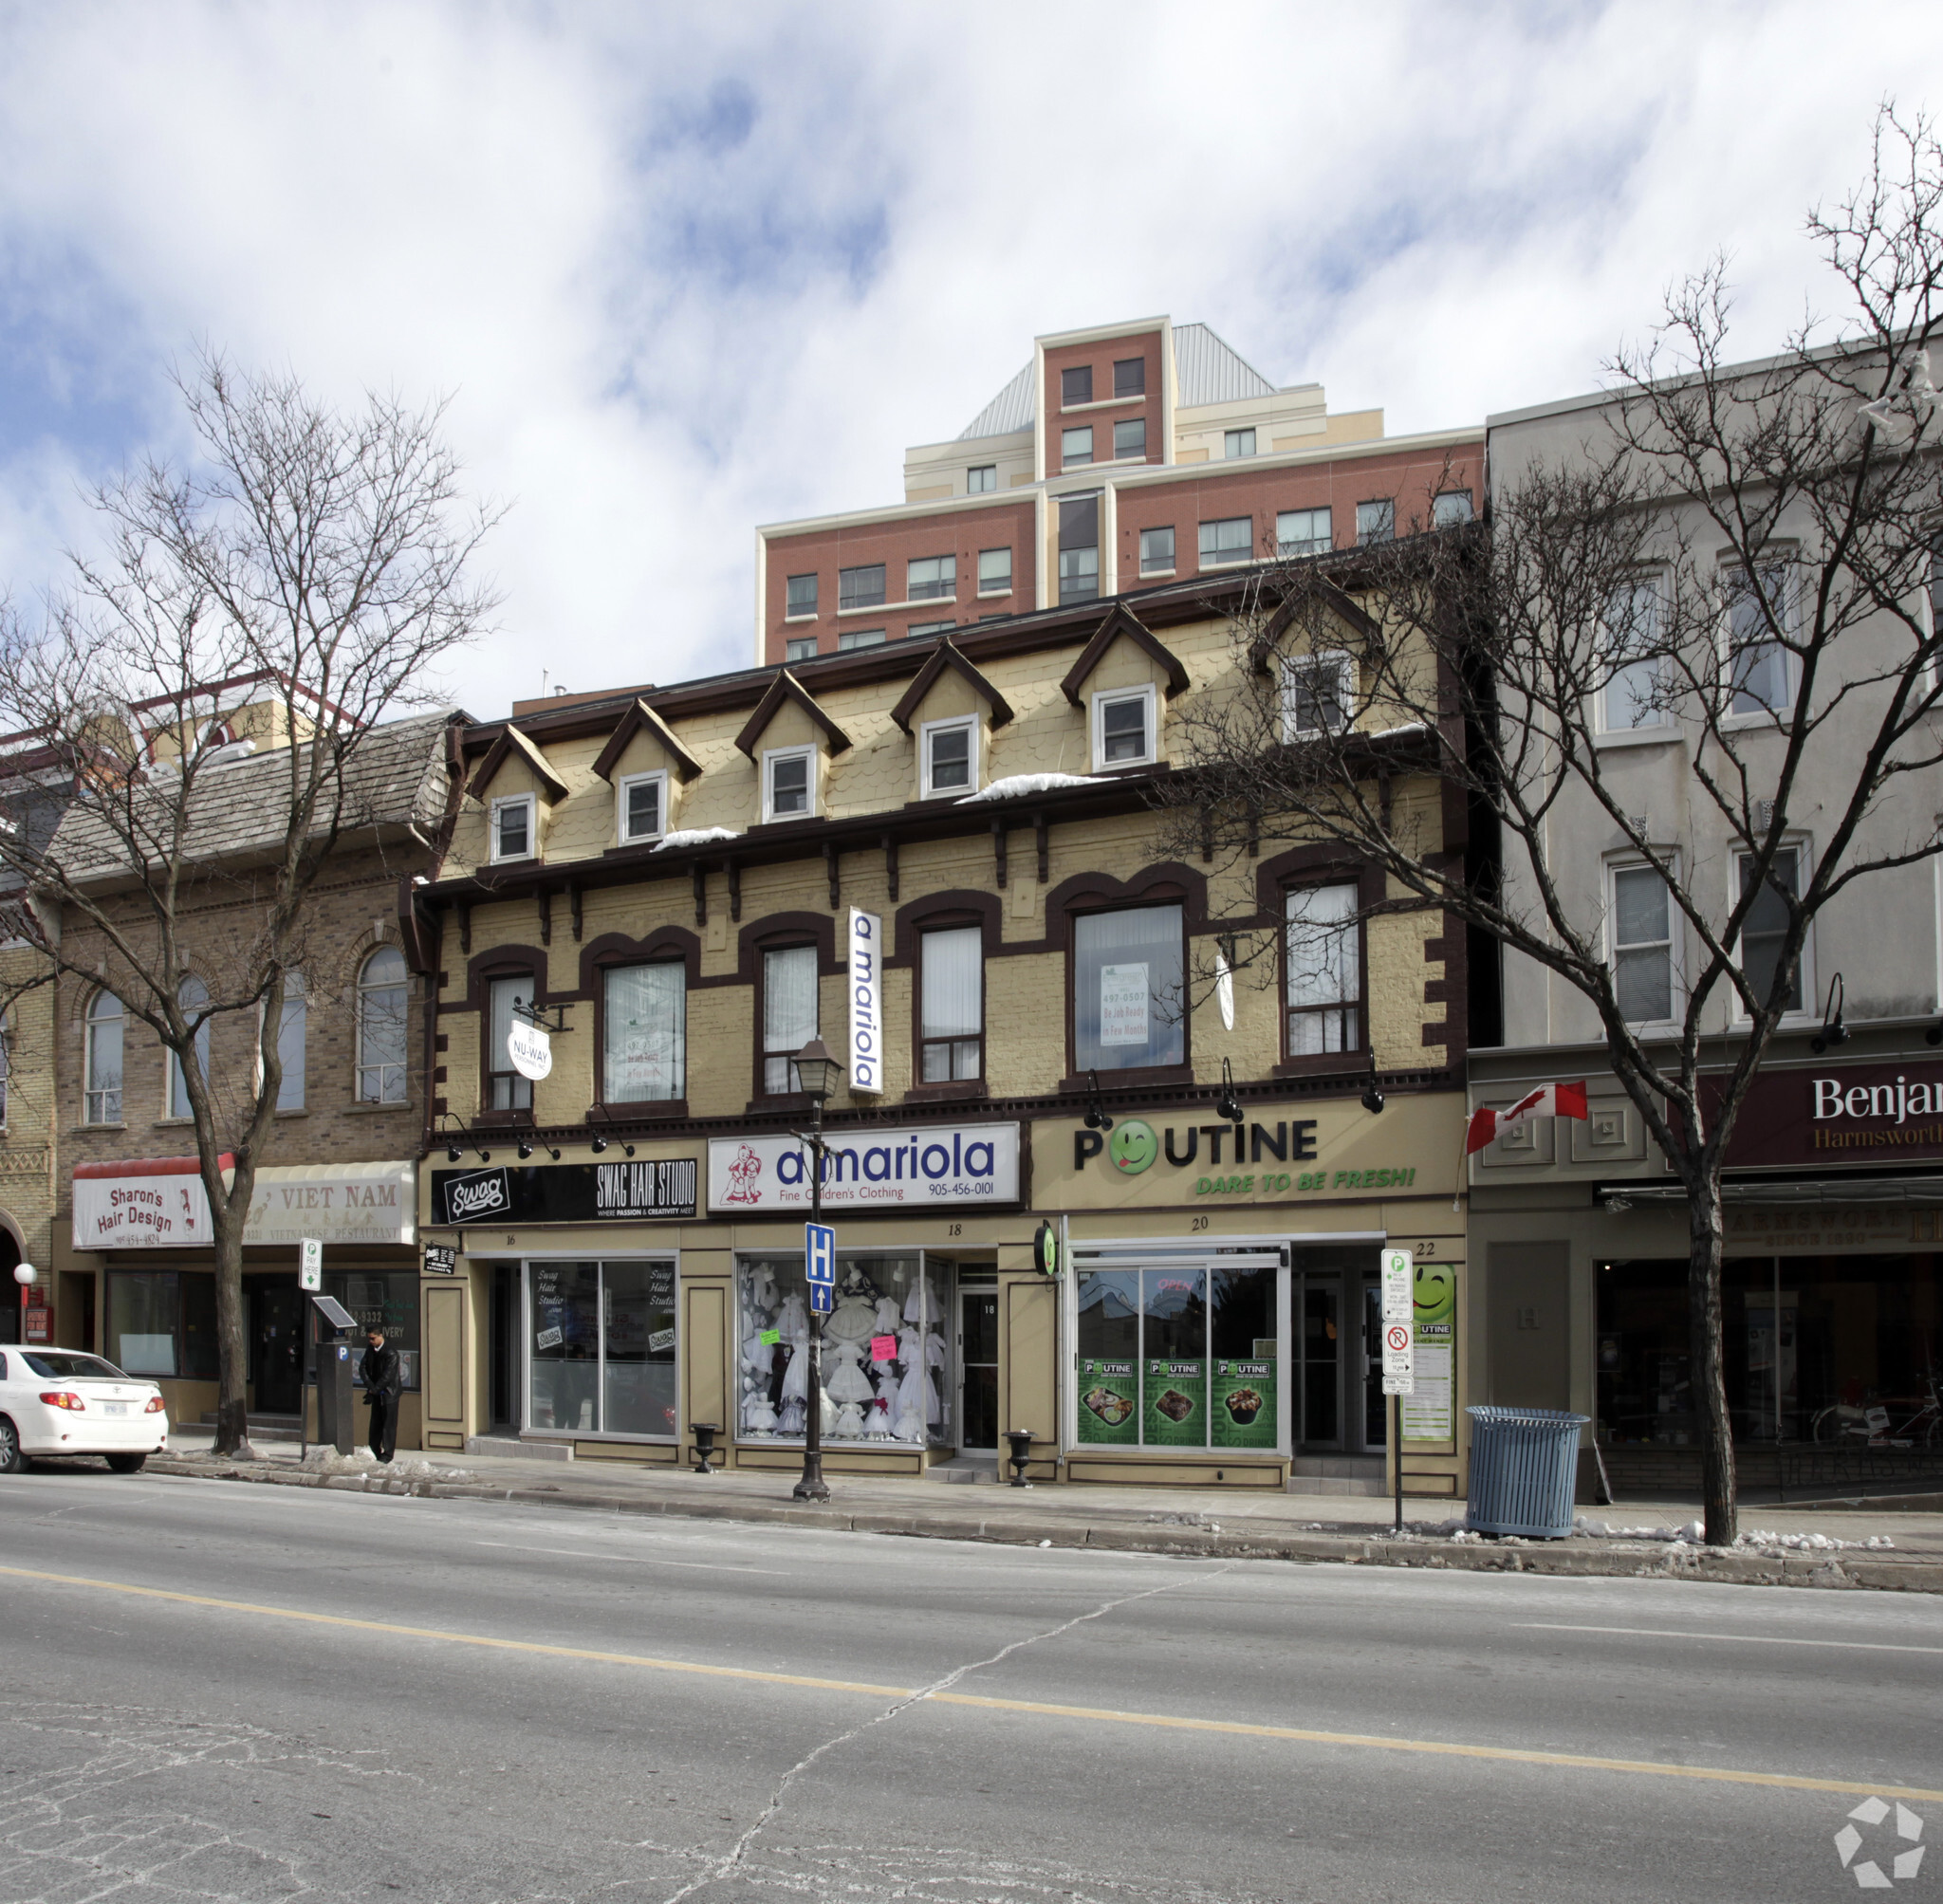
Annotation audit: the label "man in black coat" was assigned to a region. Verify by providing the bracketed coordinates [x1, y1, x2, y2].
[359, 1326, 403, 1463]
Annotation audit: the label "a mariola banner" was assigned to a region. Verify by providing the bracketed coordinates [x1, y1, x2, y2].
[708, 1123, 1021, 1211]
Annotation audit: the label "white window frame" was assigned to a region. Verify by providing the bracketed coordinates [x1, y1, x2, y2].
[1606, 856, 1682, 1028]
[976, 547, 1012, 596]
[763, 745, 818, 823]
[1598, 572, 1674, 739]
[84, 991, 123, 1125]
[1198, 516, 1254, 568]
[1730, 838, 1813, 1023]
[256, 970, 306, 1112]
[920, 714, 979, 799]
[1276, 508, 1331, 558]
[1722, 557, 1799, 722]
[490, 793, 537, 864]
[357, 947, 411, 1105]
[906, 554, 956, 601]
[1091, 683, 1158, 771]
[968, 465, 997, 494]
[1062, 425, 1094, 469]
[1224, 427, 1256, 459]
[1113, 416, 1147, 460]
[1139, 526, 1176, 576]
[784, 573, 818, 621]
[1280, 651, 1355, 740]
[167, 975, 210, 1120]
[617, 768, 669, 845]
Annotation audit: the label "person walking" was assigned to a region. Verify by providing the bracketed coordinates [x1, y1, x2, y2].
[359, 1325, 403, 1464]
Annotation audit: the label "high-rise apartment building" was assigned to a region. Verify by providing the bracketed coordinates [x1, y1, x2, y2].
[754, 314, 1482, 665]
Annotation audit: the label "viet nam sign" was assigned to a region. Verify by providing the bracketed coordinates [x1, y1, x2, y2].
[709, 1123, 1020, 1211]
[74, 1158, 417, 1250]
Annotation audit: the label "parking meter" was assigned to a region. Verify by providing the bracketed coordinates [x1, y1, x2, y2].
[309, 1294, 360, 1455]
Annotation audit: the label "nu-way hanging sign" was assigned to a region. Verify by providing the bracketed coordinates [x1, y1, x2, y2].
[847, 907, 883, 1094]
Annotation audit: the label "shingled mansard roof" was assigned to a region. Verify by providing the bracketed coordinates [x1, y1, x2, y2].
[46, 709, 461, 888]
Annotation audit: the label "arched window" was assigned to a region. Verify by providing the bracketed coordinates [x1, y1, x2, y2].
[85, 992, 124, 1124]
[0, 1007, 9, 1129]
[273, 970, 306, 1111]
[357, 946, 409, 1104]
[169, 974, 210, 1118]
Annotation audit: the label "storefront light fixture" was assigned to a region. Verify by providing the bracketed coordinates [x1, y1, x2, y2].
[518, 1137, 561, 1161]
[588, 1108, 635, 1156]
[1083, 1070, 1114, 1132]
[438, 1115, 491, 1163]
[1811, 971, 1849, 1054]
[1214, 1057, 1242, 1124]
[793, 1035, 842, 1102]
[1360, 1061, 1386, 1116]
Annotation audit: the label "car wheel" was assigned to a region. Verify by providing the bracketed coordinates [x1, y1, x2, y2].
[105, 1452, 148, 1474]
[0, 1418, 23, 1476]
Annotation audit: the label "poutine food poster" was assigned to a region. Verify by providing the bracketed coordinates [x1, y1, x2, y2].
[1143, 1359, 1206, 1447]
[1076, 1359, 1138, 1444]
[1211, 1359, 1278, 1449]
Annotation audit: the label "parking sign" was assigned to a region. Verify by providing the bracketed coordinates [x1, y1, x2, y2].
[299, 1236, 323, 1293]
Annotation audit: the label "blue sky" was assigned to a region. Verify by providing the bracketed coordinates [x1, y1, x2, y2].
[0, 1, 1934, 718]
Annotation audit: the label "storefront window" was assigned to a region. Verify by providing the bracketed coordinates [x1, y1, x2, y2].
[107, 1270, 217, 1378]
[1076, 1259, 1279, 1450]
[324, 1271, 421, 1390]
[528, 1259, 676, 1437]
[736, 1252, 953, 1445]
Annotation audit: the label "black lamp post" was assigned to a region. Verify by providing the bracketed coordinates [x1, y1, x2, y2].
[791, 1035, 842, 1504]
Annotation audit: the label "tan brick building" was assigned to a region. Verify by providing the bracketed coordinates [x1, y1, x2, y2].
[416, 566, 1474, 1495]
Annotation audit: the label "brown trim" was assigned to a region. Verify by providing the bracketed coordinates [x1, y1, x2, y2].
[465, 724, 569, 804]
[582, 928, 696, 1115]
[1051, 862, 1204, 1085]
[1255, 844, 1383, 1069]
[889, 638, 1015, 734]
[892, 895, 995, 1100]
[1058, 602, 1192, 706]
[741, 911, 841, 1104]
[467, 952, 541, 1124]
[1249, 580, 1380, 671]
[590, 697, 705, 784]
[733, 669, 855, 759]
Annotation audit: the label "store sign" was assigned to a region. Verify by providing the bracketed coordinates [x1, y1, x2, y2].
[847, 908, 883, 1094]
[1381, 1320, 1415, 1396]
[432, 1156, 699, 1226]
[74, 1157, 216, 1248]
[708, 1123, 1021, 1211]
[1401, 1264, 1456, 1444]
[1712, 1059, 1943, 1168]
[24, 1303, 52, 1344]
[423, 1243, 458, 1276]
[74, 1157, 416, 1249]
[507, 1020, 553, 1082]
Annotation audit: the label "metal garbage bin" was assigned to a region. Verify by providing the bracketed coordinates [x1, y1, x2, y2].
[1465, 1406, 1589, 1538]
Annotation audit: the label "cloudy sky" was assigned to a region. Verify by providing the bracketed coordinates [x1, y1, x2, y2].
[0, 2, 1935, 719]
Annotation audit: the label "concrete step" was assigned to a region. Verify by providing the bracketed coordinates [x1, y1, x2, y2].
[926, 1458, 1001, 1485]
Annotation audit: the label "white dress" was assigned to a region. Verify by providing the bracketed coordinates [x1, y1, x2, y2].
[742, 1392, 778, 1435]
[873, 1296, 902, 1335]
[776, 1396, 806, 1435]
[823, 1340, 875, 1403]
[779, 1343, 809, 1403]
[893, 1402, 928, 1443]
[903, 1284, 941, 1326]
[832, 1400, 866, 1438]
[777, 1293, 810, 1345]
[823, 1292, 878, 1344]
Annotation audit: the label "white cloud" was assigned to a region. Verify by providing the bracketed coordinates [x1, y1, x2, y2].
[0, 0, 1937, 716]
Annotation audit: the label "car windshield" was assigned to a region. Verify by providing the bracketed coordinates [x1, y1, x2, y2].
[20, 1352, 132, 1380]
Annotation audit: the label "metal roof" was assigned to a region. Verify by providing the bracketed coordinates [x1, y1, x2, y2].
[957, 361, 1034, 441]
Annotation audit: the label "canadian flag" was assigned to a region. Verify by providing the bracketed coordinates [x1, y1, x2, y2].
[1466, 1081, 1589, 1155]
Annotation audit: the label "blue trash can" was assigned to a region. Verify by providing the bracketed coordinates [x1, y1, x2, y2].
[1465, 1406, 1589, 1538]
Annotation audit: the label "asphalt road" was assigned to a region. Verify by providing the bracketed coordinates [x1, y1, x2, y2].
[1, 1468, 1938, 1903]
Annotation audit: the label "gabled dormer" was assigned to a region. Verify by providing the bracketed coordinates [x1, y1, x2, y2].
[1058, 603, 1191, 772]
[466, 724, 570, 865]
[1251, 581, 1379, 742]
[891, 638, 1015, 800]
[591, 697, 705, 848]
[733, 669, 853, 824]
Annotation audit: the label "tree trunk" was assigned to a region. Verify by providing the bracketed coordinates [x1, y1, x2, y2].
[1687, 1175, 1736, 1544]
[210, 1207, 254, 1459]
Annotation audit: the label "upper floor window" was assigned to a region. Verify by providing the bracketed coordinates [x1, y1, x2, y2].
[0, 1008, 9, 1129]
[764, 746, 815, 822]
[617, 769, 667, 845]
[488, 972, 534, 1112]
[786, 573, 818, 619]
[1282, 653, 1353, 739]
[1738, 846, 1805, 1014]
[1062, 426, 1094, 469]
[1286, 882, 1360, 1055]
[358, 947, 409, 1104]
[1113, 358, 1145, 397]
[762, 943, 819, 1094]
[1224, 428, 1256, 459]
[169, 973, 210, 1119]
[1199, 516, 1253, 567]
[1602, 578, 1670, 732]
[968, 465, 997, 494]
[491, 794, 535, 863]
[977, 547, 1012, 595]
[785, 636, 818, 664]
[1062, 365, 1093, 406]
[1728, 562, 1795, 715]
[603, 961, 686, 1103]
[1357, 499, 1396, 545]
[839, 564, 886, 612]
[1611, 862, 1675, 1024]
[1059, 494, 1100, 604]
[1093, 684, 1157, 769]
[909, 619, 954, 638]
[922, 715, 976, 797]
[1277, 508, 1331, 558]
[1139, 527, 1175, 575]
[271, 970, 305, 1112]
[920, 925, 983, 1081]
[1114, 417, 1147, 460]
[837, 628, 886, 652]
[85, 991, 123, 1124]
[907, 555, 956, 601]
[1073, 903, 1185, 1073]
[1433, 490, 1474, 527]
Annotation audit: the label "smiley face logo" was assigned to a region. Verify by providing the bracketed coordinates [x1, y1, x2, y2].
[1414, 1262, 1455, 1326]
[1108, 1118, 1158, 1174]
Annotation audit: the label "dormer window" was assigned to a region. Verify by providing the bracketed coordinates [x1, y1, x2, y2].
[618, 769, 667, 844]
[765, 746, 815, 822]
[491, 794, 535, 862]
[1093, 686, 1157, 769]
[922, 716, 976, 797]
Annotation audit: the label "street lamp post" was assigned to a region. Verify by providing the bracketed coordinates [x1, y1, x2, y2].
[11, 1262, 35, 1345]
[791, 1035, 842, 1504]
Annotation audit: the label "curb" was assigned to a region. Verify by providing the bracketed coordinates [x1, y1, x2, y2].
[139, 1455, 1943, 1592]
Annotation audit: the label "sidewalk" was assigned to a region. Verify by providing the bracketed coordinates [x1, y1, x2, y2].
[139, 1431, 1943, 1595]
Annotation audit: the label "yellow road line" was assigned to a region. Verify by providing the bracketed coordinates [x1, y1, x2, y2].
[5, 1562, 1937, 1804]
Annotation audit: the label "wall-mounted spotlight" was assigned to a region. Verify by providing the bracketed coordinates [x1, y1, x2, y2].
[518, 1137, 561, 1161]
[438, 1115, 490, 1163]
[1215, 1056, 1242, 1123]
[1811, 971, 1849, 1055]
[588, 1107, 636, 1157]
[1360, 1058, 1386, 1116]
[1082, 1069, 1114, 1133]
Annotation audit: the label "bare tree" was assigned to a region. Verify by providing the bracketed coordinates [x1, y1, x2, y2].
[1162, 106, 1943, 1544]
[0, 352, 500, 1456]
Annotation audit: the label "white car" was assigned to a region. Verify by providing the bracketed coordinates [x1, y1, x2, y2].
[0, 1348, 170, 1473]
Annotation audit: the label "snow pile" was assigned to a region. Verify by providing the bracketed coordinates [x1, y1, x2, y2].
[956, 772, 1103, 804]
[1365, 721, 1429, 740]
[1575, 1516, 1706, 1543]
[653, 827, 742, 851]
[298, 1447, 471, 1482]
[1735, 1529, 1897, 1553]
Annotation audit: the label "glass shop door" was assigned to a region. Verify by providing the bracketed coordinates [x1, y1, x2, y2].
[1360, 1274, 1388, 1454]
[1300, 1276, 1343, 1448]
[958, 1283, 1000, 1452]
